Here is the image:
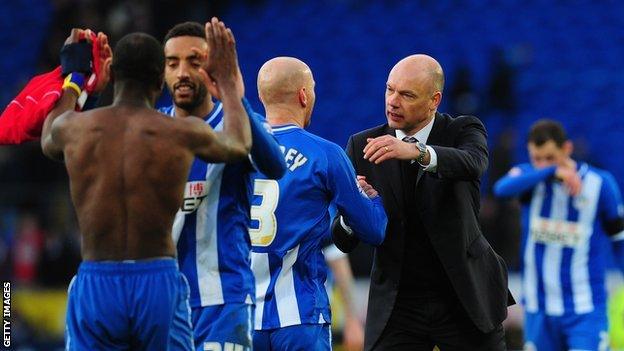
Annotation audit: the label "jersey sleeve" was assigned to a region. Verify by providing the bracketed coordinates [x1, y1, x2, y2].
[243, 100, 287, 180]
[493, 164, 555, 200]
[599, 172, 624, 272]
[598, 171, 624, 240]
[325, 143, 387, 246]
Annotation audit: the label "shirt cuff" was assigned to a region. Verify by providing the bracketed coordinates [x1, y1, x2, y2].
[419, 145, 438, 172]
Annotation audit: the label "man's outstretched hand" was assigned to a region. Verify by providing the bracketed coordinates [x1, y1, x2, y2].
[199, 17, 244, 99]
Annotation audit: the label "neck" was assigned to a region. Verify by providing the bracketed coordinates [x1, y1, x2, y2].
[402, 112, 435, 136]
[265, 105, 305, 128]
[113, 81, 154, 108]
[174, 94, 215, 118]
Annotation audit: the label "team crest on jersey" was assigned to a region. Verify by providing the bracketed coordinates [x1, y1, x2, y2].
[180, 180, 209, 213]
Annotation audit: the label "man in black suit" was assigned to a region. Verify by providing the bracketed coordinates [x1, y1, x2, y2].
[333, 54, 514, 350]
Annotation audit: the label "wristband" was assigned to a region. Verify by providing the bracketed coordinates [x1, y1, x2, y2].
[62, 72, 86, 96]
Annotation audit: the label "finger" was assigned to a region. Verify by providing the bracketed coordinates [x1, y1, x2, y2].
[363, 137, 381, 154]
[190, 47, 208, 60]
[373, 150, 396, 164]
[219, 23, 229, 53]
[213, 19, 224, 47]
[84, 29, 94, 42]
[364, 136, 393, 156]
[68, 28, 82, 44]
[363, 139, 385, 159]
[226, 27, 236, 45]
[205, 21, 215, 50]
[366, 142, 392, 161]
[356, 175, 366, 181]
[367, 147, 388, 163]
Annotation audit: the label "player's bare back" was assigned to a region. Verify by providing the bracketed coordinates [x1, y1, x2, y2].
[58, 106, 197, 260]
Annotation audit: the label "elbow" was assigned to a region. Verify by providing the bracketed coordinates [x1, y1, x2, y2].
[493, 182, 506, 198]
[363, 215, 387, 246]
[41, 138, 62, 161]
[463, 154, 488, 180]
[242, 138, 253, 155]
[373, 218, 388, 246]
[41, 135, 54, 159]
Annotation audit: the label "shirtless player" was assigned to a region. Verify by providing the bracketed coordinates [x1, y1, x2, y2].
[40, 18, 251, 350]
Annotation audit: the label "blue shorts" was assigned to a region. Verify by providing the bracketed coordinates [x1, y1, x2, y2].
[65, 258, 193, 350]
[192, 303, 254, 351]
[253, 324, 331, 351]
[524, 308, 609, 351]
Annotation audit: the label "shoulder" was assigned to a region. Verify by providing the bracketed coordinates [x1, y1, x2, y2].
[441, 113, 485, 131]
[588, 165, 620, 191]
[297, 129, 343, 155]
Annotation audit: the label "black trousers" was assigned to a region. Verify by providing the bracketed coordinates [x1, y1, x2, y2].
[373, 295, 506, 351]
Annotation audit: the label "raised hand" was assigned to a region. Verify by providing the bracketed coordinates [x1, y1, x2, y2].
[202, 17, 244, 98]
[556, 165, 582, 196]
[92, 31, 113, 93]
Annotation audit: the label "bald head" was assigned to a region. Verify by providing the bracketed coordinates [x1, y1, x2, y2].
[257, 57, 315, 105]
[390, 54, 444, 94]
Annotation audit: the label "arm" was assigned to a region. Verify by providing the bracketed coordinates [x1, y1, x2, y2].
[41, 29, 112, 160]
[40, 89, 78, 161]
[190, 18, 252, 162]
[430, 116, 488, 180]
[327, 143, 387, 246]
[247, 108, 287, 179]
[332, 136, 363, 252]
[493, 165, 556, 198]
[325, 250, 364, 351]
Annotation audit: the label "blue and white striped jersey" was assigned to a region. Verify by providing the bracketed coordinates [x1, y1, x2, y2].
[250, 124, 386, 330]
[159, 103, 255, 308]
[501, 162, 624, 316]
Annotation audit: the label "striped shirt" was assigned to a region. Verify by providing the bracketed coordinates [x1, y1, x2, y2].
[497, 162, 624, 315]
[159, 103, 255, 308]
[250, 124, 386, 329]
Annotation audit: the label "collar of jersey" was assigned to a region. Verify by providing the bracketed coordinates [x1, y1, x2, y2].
[168, 102, 223, 129]
[271, 123, 301, 133]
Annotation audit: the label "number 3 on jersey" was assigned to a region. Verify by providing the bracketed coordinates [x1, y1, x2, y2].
[249, 179, 279, 247]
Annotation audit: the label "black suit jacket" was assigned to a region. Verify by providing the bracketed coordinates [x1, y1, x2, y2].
[334, 112, 515, 350]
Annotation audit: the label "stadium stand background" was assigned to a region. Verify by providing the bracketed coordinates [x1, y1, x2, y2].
[1, 0, 623, 349]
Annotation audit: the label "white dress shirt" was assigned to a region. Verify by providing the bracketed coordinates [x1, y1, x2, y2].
[395, 117, 438, 172]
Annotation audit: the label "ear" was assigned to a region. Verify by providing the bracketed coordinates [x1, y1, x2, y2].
[563, 140, 574, 157]
[298, 87, 307, 108]
[430, 91, 442, 111]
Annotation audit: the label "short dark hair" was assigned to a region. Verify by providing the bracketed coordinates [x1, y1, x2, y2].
[528, 119, 568, 147]
[111, 32, 164, 91]
[163, 22, 205, 43]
